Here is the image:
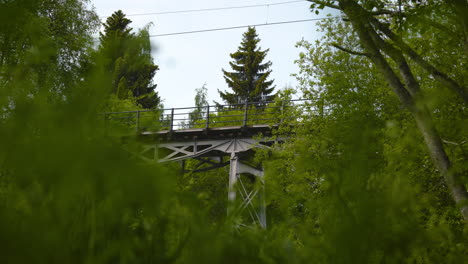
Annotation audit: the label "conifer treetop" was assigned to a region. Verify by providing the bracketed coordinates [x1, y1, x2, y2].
[219, 26, 275, 105]
[99, 10, 133, 42]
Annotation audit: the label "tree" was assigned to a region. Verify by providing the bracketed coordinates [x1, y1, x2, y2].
[0, 0, 100, 97]
[219, 27, 275, 105]
[99, 10, 160, 109]
[307, 0, 468, 221]
[179, 83, 209, 129]
[253, 16, 468, 261]
[100, 10, 132, 43]
[190, 83, 209, 124]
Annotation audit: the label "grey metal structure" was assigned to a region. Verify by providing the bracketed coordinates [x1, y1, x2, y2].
[105, 99, 315, 228]
[139, 132, 276, 229]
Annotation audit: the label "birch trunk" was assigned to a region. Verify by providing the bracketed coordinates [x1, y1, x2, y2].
[337, 0, 468, 221]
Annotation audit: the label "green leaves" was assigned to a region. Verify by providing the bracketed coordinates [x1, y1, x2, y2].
[1, 1, 467, 262]
[99, 10, 160, 109]
[259, 8, 468, 261]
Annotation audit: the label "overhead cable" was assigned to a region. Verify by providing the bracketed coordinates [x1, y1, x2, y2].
[102, 0, 308, 18]
[92, 16, 340, 42]
[150, 17, 339, 37]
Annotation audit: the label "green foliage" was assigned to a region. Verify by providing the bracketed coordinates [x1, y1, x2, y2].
[180, 83, 209, 128]
[99, 10, 160, 109]
[219, 27, 275, 105]
[100, 10, 132, 40]
[0, 2, 182, 263]
[0, 0, 100, 97]
[0, 2, 283, 263]
[180, 87, 295, 130]
[1, 0, 467, 263]
[179, 160, 229, 224]
[259, 14, 468, 262]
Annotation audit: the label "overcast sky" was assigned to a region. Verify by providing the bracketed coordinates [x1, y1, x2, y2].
[92, 0, 330, 108]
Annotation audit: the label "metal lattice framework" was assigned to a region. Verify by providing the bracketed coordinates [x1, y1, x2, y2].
[138, 137, 274, 228]
[148, 138, 270, 163]
[105, 99, 318, 228]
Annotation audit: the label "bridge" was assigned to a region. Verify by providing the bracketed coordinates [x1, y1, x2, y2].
[104, 99, 315, 228]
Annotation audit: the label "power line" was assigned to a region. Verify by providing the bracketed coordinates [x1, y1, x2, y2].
[92, 16, 338, 42]
[102, 0, 308, 18]
[149, 17, 338, 37]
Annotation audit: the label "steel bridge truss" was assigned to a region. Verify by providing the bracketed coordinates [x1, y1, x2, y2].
[140, 138, 272, 228]
[105, 99, 315, 229]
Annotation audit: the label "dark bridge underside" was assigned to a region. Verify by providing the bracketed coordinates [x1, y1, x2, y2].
[106, 100, 310, 229]
[132, 123, 282, 230]
[138, 124, 279, 143]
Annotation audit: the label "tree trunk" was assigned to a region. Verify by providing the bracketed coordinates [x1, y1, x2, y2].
[368, 18, 468, 104]
[338, 0, 468, 221]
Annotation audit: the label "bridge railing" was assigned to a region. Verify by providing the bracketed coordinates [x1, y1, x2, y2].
[103, 99, 329, 132]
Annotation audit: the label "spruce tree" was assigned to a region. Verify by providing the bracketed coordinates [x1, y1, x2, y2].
[99, 10, 160, 109]
[219, 27, 275, 105]
[100, 10, 132, 43]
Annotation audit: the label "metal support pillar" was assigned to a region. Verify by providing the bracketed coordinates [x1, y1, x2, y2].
[227, 151, 266, 229]
[228, 152, 238, 202]
[257, 173, 267, 229]
[142, 138, 271, 229]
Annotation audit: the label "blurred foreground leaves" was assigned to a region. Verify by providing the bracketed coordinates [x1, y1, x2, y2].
[1, 1, 467, 263]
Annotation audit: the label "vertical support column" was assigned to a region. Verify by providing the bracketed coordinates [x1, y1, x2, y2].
[180, 160, 185, 174]
[243, 101, 248, 127]
[257, 171, 267, 229]
[230, 158, 267, 229]
[170, 108, 175, 131]
[205, 105, 210, 130]
[228, 152, 239, 215]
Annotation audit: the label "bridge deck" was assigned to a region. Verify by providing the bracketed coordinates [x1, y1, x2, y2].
[104, 99, 316, 141]
[140, 124, 277, 142]
[103, 99, 317, 229]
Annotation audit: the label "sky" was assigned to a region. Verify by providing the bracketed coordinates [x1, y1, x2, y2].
[92, 0, 330, 108]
